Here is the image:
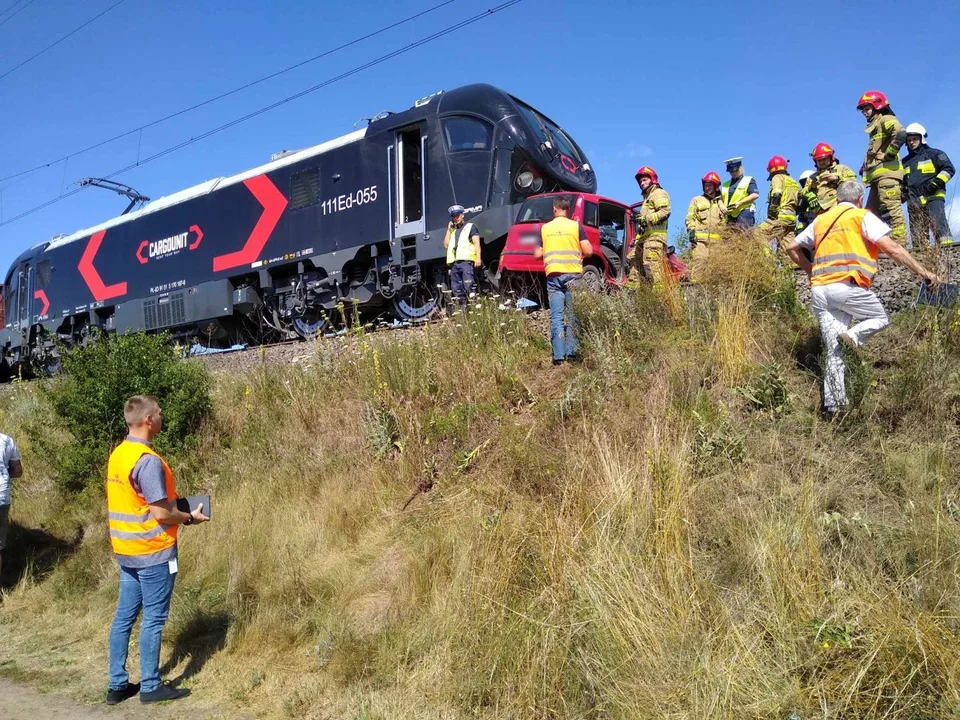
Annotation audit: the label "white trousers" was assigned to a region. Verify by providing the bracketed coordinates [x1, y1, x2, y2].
[811, 282, 890, 410]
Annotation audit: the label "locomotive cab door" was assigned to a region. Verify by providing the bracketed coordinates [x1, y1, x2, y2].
[392, 126, 426, 239]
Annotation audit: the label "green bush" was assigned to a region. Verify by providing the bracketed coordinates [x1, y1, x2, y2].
[33, 331, 211, 493]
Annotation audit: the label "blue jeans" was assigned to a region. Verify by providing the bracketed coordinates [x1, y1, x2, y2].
[108, 561, 176, 692]
[546, 273, 580, 361]
[733, 210, 755, 228]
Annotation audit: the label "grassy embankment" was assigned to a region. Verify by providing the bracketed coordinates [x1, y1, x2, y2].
[1, 239, 960, 719]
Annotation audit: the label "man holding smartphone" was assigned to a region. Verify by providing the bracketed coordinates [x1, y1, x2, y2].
[443, 204, 482, 308]
[105, 395, 208, 705]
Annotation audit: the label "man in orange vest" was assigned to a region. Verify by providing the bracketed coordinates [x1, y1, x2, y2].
[534, 195, 593, 365]
[106, 395, 208, 705]
[784, 181, 939, 419]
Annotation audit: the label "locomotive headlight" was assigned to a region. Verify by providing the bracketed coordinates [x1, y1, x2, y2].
[517, 171, 535, 189]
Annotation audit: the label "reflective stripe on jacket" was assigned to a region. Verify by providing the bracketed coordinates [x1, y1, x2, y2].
[811, 206, 879, 289]
[721, 175, 756, 219]
[685, 194, 724, 241]
[446, 222, 478, 264]
[863, 113, 906, 184]
[541, 216, 583, 276]
[639, 186, 671, 239]
[903, 144, 955, 205]
[808, 163, 858, 214]
[767, 173, 801, 224]
[106, 440, 178, 558]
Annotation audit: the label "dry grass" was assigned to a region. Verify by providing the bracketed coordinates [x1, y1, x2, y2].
[2, 274, 960, 719]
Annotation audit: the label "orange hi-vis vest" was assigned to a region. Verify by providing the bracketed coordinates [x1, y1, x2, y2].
[540, 216, 584, 276]
[811, 205, 879, 289]
[106, 440, 178, 558]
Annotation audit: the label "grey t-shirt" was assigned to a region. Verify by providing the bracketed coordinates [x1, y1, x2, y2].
[115, 436, 177, 569]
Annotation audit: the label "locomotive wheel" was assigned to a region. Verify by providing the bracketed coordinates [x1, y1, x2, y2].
[580, 264, 605, 293]
[292, 312, 329, 340]
[392, 283, 440, 322]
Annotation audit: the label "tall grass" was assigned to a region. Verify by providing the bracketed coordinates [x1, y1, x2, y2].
[2, 276, 960, 718]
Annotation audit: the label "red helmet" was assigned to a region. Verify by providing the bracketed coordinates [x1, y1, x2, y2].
[810, 142, 835, 160]
[701, 171, 721, 188]
[766, 155, 788, 174]
[635, 166, 659, 185]
[857, 90, 889, 111]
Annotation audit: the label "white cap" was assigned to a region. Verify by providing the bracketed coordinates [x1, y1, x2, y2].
[799, 169, 815, 181]
[905, 122, 927, 140]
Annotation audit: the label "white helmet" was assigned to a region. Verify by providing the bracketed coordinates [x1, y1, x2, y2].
[799, 169, 815, 182]
[905, 122, 927, 141]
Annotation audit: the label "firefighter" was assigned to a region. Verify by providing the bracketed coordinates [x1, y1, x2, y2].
[857, 90, 908, 245]
[757, 155, 800, 255]
[631, 166, 671, 288]
[902, 122, 956, 247]
[784, 181, 939, 419]
[806, 143, 857, 215]
[720, 157, 759, 227]
[443, 204, 482, 308]
[685, 171, 725, 279]
[797, 170, 817, 231]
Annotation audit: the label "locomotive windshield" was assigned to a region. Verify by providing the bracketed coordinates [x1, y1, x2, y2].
[515, 102, 584, 166]
[516, 194, 578, 223]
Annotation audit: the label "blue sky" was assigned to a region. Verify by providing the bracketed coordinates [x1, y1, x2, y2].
[2, 0, 959, 272]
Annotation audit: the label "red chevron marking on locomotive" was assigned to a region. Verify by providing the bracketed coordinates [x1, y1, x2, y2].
[136, 241, 149, 265]
[212, 175, 287, 273]
[189, 224, 203, 250]
[34, 290, 50, 317]
[79, 230, 128, 302]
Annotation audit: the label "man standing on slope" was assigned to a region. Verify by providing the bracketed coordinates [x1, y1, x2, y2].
[534, 196, 593, 365]
[857, 90, 908, 245]
[902, 123, 956, 247]
[632, 166, 671, 288]
[785, 181, 939, 419]
[443, 204, 483, 308]
[106, 395, 208, 705]
[796, 169, 817, 231]
[757, 155, 800, 255]
[806, 143, 858, 216]
[720, 157, 759, 228]
[685, 171, 725, 280]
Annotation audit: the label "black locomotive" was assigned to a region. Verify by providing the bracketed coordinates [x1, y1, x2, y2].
[0, 84, 595, 374]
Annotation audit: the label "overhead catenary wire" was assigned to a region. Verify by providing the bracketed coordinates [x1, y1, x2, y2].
[0, 0, 523, 229]
[0, 0, 459, 184]
[0, 0, 127, 82]
[0, 0, 39, 28]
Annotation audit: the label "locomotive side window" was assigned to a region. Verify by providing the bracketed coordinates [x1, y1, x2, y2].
[443, 116, 492, 152]
[16, 263, 29, 324]
[598, 202, 627, 251]
[3, 267, 16, 325]
[290, 167, 321, 210]
[36, 260, 51, 288]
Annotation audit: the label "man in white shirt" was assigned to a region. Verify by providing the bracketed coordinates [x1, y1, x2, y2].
[0, 432, 23, 579]
[785, 181, 939, 418]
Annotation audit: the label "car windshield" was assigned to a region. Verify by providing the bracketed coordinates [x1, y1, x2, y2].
[515, 103, 584, 166]
[516, 195, 577, 224]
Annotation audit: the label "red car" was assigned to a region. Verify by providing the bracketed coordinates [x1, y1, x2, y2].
[496, 192, 684, 298]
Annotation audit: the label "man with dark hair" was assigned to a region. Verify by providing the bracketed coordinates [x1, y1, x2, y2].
[105, 395, 208, 705]
[534, 196, 593, 365]
[0, 430, 23, 581]
[443, 204, 482, 308]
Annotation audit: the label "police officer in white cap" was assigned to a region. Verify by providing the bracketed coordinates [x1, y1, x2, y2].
[443, 205, 482, 307]
[902, 123, 956, 247]
[721, 157, 760, 228]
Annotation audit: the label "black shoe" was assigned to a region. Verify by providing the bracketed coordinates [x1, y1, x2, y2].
[565, 354, 583, 364]
[105, 681, 140, 705]
[552, 358, 564, 366]
[140, 680, 191, 704]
